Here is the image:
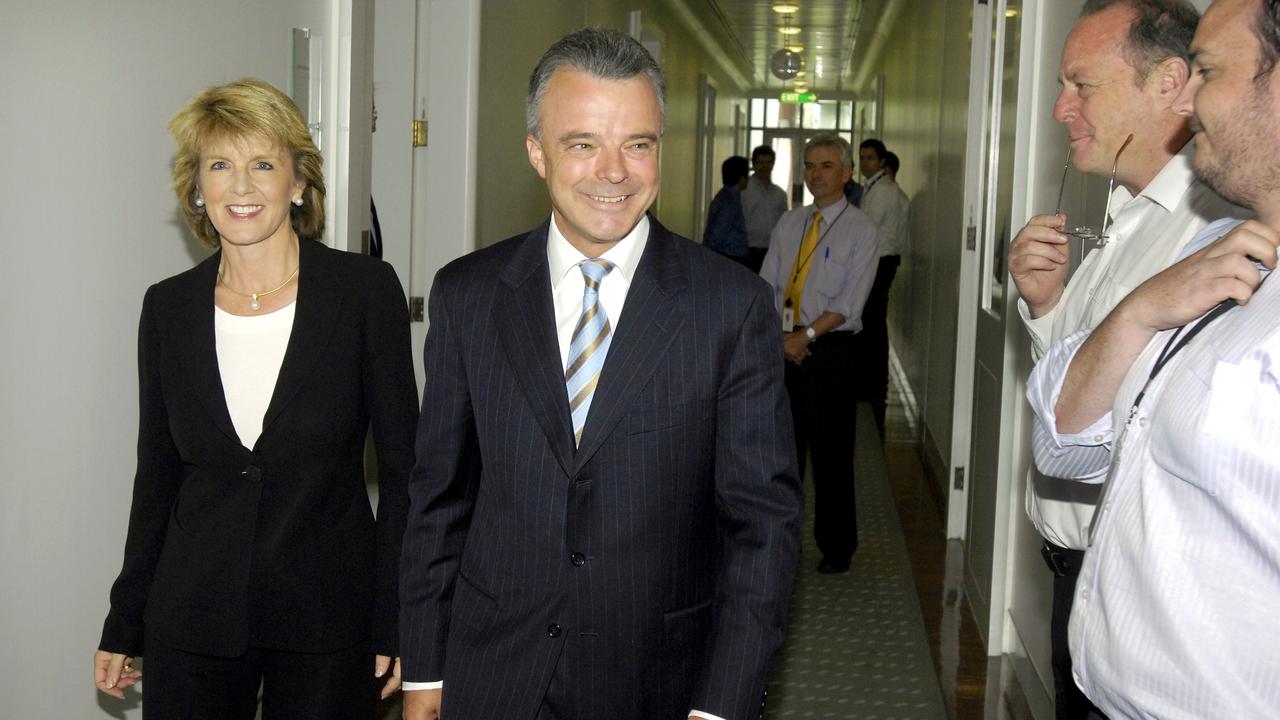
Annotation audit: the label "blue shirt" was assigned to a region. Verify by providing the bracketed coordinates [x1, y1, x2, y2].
[703, 185, 748, 258]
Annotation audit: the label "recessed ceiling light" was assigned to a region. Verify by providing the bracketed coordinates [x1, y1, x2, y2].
[772, 3, 799, 13]
[786, 44, 804, 53]
[795, 71, 807, 78]
[780, 25, 802, 35]
[815, 45, 824, 50]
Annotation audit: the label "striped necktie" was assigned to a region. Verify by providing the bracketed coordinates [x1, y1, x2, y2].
[566, 258, 616, 446]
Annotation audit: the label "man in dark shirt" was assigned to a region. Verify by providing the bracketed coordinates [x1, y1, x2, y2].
[703, 155, 750, 264]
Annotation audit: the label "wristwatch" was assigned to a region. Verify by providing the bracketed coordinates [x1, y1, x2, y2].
[804, 327, 818, 343]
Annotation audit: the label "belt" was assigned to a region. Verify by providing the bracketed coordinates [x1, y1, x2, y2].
[1040, 540, 1086, 577]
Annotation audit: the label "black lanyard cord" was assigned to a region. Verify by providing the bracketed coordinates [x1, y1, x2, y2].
[787, 205, 849, 301]
[1130, 272, 1270, 412]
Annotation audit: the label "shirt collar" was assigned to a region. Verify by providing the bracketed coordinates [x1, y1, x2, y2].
[865, 169, 887, 188]
[1111, 141, 1196, 213]
[812, 196, 850, 225]
[548, 213, 650, 290]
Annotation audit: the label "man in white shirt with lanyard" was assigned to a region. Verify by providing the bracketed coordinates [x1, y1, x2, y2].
[1025, 0, 1280, 716]
[855, 138, 908, 435]
[1005, 2, 1245, 716]
[760, 133, 879, 574]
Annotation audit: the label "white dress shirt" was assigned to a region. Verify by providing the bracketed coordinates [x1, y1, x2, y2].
[1026, 218, 1280, 718]
[1021, 144, 1247, 550]
[859, 170, 908, 258]
[403, 216, 725, 720]
[759, 198, 880, 332]
[214, 301, 295, 449]
[741, 174, 789, 250]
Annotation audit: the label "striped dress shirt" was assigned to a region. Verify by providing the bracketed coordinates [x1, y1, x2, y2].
[1027, 217, 1280, 718]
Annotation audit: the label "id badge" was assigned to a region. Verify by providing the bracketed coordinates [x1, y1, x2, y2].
[782, 306, 795, 331]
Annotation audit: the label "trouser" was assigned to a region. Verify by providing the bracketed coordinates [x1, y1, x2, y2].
[141, 631, 375, 720]
[857, 254, 899, 435]
[785, 330, 858, 562]
[1042, 541, 1103, 720]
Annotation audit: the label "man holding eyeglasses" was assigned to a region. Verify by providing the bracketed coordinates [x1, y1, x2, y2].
[1006, 2, 1246, 718]
[1024, 0, 1280, 716]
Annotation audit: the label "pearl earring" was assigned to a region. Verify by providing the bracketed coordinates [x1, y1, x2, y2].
[293, 197, 304, 207]
[194, 197, 204, 208]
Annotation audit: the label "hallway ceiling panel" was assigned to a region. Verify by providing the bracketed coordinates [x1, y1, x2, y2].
[705, 0, 869, 94]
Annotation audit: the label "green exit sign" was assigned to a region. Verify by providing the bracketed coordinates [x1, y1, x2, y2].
[780, 91, 818, 104]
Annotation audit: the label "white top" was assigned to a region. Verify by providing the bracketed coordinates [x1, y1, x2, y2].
[1026, 219, 1280, 719]
[741, 175, 789, 250]
[214, 301, 296, 449]
[859, 170, 909, 257]
[1020, 143, 1248, 549]
[759, 198, 880, 333]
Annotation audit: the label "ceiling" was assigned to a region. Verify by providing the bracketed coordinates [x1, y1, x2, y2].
[701, 0, 885, 95]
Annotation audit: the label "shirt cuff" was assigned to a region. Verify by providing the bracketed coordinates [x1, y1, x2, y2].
[1026, 328, 1114, 448]
[1017, 296, 1054, 360]
[402, 680, 443, 691]
[689, 711, 728, 720]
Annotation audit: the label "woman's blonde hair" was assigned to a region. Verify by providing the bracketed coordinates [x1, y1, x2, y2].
[169, 78, 325, 248]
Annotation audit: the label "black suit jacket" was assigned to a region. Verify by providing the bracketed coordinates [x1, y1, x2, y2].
[400, 218, 802, 720]
[100, 239, 418, 658]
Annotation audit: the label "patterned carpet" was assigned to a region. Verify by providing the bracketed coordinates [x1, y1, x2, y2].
[766, 406, 946, 719]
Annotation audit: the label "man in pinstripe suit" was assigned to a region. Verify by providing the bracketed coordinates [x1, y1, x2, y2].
[400, 27, 803, 720]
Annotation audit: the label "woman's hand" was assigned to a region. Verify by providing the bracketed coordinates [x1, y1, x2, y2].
[93, 650, 141, 699]
[375, 655, 402, 699]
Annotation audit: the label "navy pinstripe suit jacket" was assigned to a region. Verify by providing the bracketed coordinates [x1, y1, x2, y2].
[401, 217, 802, 720]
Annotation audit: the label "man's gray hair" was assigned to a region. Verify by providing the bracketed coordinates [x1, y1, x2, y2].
[805, 133, 852, 169]
[1081, 0, 1199, 83]
[526, 26, 666, 139]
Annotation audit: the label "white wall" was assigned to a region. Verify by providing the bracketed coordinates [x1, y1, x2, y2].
[0, 1, 346, 716]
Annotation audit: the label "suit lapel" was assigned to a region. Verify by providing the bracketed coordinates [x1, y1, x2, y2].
[259, 239, 340, 444]
[492, 223, 577, 477]
[177, 253, 242, 447]
[573, 219, 688, 471]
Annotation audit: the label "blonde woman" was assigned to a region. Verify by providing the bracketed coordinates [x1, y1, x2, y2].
[93, 79, 417, 718]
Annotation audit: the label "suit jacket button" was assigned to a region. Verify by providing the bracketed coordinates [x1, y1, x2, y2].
[547, 624, 562, 638]
[239, 466, 261, 482]
[570, 552, 586, 567]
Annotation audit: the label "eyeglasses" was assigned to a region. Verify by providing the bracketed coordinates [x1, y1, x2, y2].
[1055, 132, 1134, 249]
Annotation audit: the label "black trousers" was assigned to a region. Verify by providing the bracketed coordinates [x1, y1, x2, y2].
[141, 632, 376, 720]
[857, 255, 899, 435]
[1044, 542, 1102, 720]
[785, 330, 858, 562]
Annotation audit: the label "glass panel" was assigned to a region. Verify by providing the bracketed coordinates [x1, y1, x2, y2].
[769, 136, 801, 210]
[751, 98, 765, 127]
[840, 101, 854, 130]
[749, 130, 764, 154]
[777, 101, 798, 128]
[802, 100, 838, 130]
[985, 0, 1021, 316]
[765, 99, 780, 127]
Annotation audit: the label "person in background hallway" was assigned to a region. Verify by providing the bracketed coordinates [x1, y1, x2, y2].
[1005, 1, 1244, 717]
[703, 155, 751, 264]
[884, 151, 901, 182]
[760, 133, 878, 575]
[855, 138, 908, 436]
[398, 27, 802, 720]
[844, 177, 864, 207]
[1027, 1, 1280, 715]
[93, 79, 418, 718]
[742, 144, 790, 273]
